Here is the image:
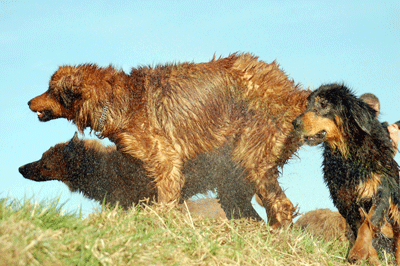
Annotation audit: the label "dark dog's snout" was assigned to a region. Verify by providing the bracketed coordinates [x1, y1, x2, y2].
[292, 117, 302, 131]
[19, 163, 42, 181]
[19, 165, 28, 176]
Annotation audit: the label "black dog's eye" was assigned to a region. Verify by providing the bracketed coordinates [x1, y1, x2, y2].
[313, 101, 329, 114]
[319, 101, 329, 109]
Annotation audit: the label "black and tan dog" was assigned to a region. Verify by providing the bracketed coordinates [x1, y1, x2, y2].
[293, 84, 400, 265]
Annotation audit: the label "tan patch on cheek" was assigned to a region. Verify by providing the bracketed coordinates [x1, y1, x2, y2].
[328, 115, 347, 155]
[301, 112, 347, 154]
[301, 112, 337, 137]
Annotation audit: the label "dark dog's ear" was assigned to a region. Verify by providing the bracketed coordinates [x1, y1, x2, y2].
[350, 101, 374, 135]
[71, 132, 79, 142]
[65, 132, 79, 153]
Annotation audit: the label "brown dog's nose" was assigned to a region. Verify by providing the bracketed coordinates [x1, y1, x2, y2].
[27, 100, 31, 107]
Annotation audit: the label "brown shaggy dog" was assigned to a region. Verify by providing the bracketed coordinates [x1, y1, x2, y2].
[19, 133, 260, 219]
[295, 209, 350, 242]
[28, 53, 310, 228]
[183, 198, 228, 220]
[293, 84, 400, 265]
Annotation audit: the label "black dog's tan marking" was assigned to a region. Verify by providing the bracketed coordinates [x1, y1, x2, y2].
[293, 84, 400, 265]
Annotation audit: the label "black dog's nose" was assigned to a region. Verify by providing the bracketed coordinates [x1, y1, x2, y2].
[292, 117, 302, 130]
[19, 165, 27, 176]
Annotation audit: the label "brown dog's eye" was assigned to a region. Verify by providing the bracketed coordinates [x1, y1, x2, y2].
[320, 102, 327, 109]
[43, 164, 51, 171]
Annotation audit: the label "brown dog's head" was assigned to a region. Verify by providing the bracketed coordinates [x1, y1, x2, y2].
[28, 64, 123, 132]
[28, 65, 88, 122]
[19, 133, 80, 184]
[292, 84, 376, 152]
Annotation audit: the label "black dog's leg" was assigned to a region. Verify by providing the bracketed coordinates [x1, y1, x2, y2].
[370, 187, 391, 230]
[217, 168, 262, 221]
[348, 188, 390, 265]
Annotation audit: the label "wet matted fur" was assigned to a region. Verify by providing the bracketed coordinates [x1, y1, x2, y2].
[18, 134, 229, 219]
[19, 133, 261, 219]
[293, 84, 400, 265]
[28, 53, 310, 228]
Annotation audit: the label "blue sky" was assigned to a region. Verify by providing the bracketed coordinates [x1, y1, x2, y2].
[1, 1, 399, 220]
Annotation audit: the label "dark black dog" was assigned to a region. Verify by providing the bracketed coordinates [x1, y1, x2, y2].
[19, 133, 260, 220]
[293, 84, 400, 265]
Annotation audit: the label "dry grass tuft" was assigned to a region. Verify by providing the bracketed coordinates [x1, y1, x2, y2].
[0, 197, 395, 265]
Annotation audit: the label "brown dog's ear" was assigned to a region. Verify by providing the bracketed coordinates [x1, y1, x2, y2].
[57, 74, 82, 108]
[58, 74, 80, 91]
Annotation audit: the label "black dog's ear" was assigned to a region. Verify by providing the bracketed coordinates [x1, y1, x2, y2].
[71, 131, 79, 142]
[350, 101, 374, 135]
[65, 132, 79, 153]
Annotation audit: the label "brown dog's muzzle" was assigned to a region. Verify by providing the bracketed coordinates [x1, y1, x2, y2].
[28, 93, 60, 122]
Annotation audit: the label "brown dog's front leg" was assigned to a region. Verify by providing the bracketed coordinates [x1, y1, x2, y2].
[257, 172, 296, 229]
[119, 133, 185, 205]
[152, 152, 185, 205]
[262, 194, 296, 229]
[152, 161, 184, 205]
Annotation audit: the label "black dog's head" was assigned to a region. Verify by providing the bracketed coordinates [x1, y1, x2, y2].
[18, 132, 82, 183]
[292, 84, 377, 152]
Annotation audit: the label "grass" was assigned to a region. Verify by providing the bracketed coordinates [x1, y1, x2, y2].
[0, 197, 394, 266]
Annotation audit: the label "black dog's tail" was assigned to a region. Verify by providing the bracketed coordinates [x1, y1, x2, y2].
[381, 120, 400, 128]
[381, 120, 400, 155]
